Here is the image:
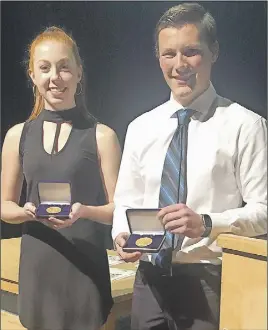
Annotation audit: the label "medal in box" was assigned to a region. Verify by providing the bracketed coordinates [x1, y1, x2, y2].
[122, 208, 166, 253]
[36, 182, 72, 219]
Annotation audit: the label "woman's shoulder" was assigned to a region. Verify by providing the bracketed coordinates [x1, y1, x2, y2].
[4, 122, 25, 142]
[95, 123, 121, 156]
[2, 123, 27, 156]
[96, 123, 118, 140]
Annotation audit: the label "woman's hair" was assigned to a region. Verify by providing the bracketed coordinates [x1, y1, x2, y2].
[26, 26, 96, 123]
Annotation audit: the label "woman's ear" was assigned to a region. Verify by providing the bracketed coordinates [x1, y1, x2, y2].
[29, 69, 36, 85]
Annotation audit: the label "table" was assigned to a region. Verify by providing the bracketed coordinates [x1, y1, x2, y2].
[1, 310, 26, 330]
[217, 234, 267, 330]
[1, 238, 137, 330]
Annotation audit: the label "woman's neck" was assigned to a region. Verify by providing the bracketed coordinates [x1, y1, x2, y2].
[44, 100, 76, 112]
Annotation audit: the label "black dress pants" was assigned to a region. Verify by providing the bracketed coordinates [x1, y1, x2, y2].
[131, 261, 221, 330]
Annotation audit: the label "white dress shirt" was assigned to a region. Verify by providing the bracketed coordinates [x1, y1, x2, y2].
[112, 83, 267, 265]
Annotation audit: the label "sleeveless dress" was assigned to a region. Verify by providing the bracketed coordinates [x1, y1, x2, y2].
[18, 107, 113, 330]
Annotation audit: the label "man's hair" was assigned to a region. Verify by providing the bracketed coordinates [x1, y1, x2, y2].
[154, 2, 217, 57]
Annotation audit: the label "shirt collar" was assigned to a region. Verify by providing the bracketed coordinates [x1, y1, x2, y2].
[166, 82, 217, 118]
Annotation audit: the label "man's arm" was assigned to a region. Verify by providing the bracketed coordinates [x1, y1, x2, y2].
[112, 123, 144, 261]
[158, 116, 267, 240]
[208, 116, 267, 238]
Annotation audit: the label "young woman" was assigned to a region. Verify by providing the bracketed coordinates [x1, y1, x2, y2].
[1, 26, 121, 330]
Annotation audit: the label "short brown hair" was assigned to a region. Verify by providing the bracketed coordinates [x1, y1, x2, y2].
[154, 2, 217, 57]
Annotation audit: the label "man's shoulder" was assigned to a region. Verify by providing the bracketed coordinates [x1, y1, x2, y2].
[216, 95, 265, 125]
[128, 100, 169, 130]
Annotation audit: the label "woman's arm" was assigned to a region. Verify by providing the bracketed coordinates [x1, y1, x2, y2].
[79, 124, 122, 225]
[1, 123, 35, 224]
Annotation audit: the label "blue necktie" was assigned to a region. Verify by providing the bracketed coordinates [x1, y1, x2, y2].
[152, 109, 193, 272]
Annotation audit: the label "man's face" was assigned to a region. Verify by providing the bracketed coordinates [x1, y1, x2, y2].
[158, 24, 218, 106]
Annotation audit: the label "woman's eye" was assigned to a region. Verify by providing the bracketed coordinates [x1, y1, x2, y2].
[40, 66, 49, 71]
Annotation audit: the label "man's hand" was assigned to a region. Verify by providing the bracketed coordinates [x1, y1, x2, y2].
[158, 204, 205, 238]
[114, 232, 142, 263]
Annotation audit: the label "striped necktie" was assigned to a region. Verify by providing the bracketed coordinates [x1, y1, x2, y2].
[152, 109, 193, 272]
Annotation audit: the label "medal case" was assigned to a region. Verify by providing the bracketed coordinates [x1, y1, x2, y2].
[122, 208, 166, 253]
[35, 182, 71, 219]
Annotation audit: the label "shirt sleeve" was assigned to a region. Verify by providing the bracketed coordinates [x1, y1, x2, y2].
[112, 122, 145, 240]
[209, 117, 267, 238]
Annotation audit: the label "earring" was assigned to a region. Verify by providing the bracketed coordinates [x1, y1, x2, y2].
[32, 85, 36, 97]
[75, 82, 83, 95]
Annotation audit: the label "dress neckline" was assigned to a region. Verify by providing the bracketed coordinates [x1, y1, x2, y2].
[39, 106, 95, 129]
[42, 106, 80, 123]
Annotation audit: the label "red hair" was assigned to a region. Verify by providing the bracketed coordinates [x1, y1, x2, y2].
[28, 26, 83, 120]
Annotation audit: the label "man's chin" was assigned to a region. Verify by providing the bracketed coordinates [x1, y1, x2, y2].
[172, 87, 195, 105]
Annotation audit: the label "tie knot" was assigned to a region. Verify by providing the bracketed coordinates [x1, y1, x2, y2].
[177, 109, 193, 125]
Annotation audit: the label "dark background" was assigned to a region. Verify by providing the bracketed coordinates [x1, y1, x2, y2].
[1, 1, 267, 238]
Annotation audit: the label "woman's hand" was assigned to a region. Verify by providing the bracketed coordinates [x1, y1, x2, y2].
[23, 202, 58, 227]
[47, 202, 84, 230]
[23, 202, 37, 221]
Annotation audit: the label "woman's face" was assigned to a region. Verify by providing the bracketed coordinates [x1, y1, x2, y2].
[30, 40, 82, 111]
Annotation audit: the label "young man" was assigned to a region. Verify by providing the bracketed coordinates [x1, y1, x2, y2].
[112, 3, 267, 330]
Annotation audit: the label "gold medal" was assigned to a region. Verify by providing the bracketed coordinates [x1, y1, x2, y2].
[136, 237, 153, 247]
[46, 206, 62, 214]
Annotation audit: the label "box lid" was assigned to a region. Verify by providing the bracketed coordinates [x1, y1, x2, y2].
[38, 182, 71, 204]
[126, 208, 165, 234]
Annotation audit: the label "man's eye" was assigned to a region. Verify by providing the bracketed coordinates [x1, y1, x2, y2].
[60, 64, 70, 71]
[163, 52, 176, 58]
[183, 49, 202, 57]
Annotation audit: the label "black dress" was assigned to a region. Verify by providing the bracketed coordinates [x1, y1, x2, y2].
[18, 107, 113, 330]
